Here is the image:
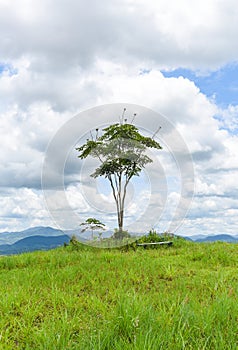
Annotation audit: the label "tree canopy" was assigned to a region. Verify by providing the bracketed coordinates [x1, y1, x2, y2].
[80, 218, 106, 240]
[76, 114, 162, 237]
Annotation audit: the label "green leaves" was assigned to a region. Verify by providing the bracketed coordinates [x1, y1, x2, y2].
[80, 218, 106, 234]
[100, 123, 162, 150]
[81, 218, 105, 226]
[76, 140, 101, 159]
[91, 154, 153, 179]
[76, 123, 162, 161]
[76, 122, 162, 179]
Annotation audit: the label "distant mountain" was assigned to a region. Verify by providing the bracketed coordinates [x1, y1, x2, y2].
[0, 226, 66, 245]
[195, 234, 238, 243]
[0, 234, 71, 255]
[1, 227, 237, 256]
[186, 234, 208, 241]
[184, 234, 238, 243]
[0, 226, 95, 255]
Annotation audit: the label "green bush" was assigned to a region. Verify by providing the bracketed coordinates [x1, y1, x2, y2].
[136, 229, 174, 244]
[113, 228, 131, 240]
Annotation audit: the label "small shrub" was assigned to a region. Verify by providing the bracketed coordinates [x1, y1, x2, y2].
[136, 230, 174, 244]
[113, 228, 131, 240]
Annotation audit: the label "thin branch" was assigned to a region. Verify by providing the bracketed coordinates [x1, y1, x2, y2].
[90, 130, 94, 141]
[131, 113, 136, 124]
[122, 173, 130, 206]
[113, 173, 119, 193]
[119, 107, 126, 125]
[94, 150, 104, 164]
[152, 126, 161, 139]
[108, 175, 118, 204]
[109, 174, 120, 229]
[90, 129, 104, 163]
[118, 171, 122, 207]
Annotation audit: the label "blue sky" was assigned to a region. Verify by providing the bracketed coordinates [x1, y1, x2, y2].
[162, 64, 238, 108]
[0, 63, 17, 76]
[0, 0, 238, 236]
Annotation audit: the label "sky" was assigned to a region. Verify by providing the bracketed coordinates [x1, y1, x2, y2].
[1, 0, 238, 236]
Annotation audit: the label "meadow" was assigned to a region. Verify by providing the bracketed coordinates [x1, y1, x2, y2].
[0, 238, 237, 349]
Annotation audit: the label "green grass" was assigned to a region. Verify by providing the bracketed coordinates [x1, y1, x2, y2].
[0, 240, 237, 349]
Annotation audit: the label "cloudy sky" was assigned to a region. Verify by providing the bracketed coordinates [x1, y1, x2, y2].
[1, 0, 238, 236]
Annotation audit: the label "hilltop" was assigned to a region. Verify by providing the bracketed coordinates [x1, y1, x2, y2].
[0, 239, 237, 349]
[0, 226, 237, 256]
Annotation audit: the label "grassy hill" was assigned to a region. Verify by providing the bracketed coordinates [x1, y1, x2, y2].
[0, 239, 237, 349]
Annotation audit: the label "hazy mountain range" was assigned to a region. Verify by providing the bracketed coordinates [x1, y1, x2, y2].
[0, 227, 237, 255]
[0, 235, 70, 255]
[0, 226, 66, 245]
[187, 234, 238, 243]
[0, 226, 73, 255]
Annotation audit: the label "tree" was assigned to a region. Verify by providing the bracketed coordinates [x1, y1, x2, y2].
[80, 217, 106, 240]
[76, 110, 162, 238]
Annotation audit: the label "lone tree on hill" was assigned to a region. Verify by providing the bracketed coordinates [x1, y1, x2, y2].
[80, 217, 106, 240]
[76, 109, 162, 238]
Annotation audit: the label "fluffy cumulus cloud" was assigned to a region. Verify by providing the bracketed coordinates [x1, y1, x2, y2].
[0, 0, 238, 235]
[1, 0, 238, 71]
[0, 187, 50, 232]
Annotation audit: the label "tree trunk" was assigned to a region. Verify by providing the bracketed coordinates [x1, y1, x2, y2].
[118, 210, 124, 239]
[109, 173, 126, 239]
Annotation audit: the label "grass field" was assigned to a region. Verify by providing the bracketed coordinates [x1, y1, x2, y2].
[0, 239, 237, 349]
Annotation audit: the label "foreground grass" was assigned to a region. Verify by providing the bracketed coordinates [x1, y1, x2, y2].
[0, 240, 237, 349]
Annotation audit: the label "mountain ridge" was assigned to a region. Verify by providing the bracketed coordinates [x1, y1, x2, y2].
[0, 234, 71, 255]
[0, 226, 66, 245]
[191, 234, 238, 243]
[0, 227, 237, 256]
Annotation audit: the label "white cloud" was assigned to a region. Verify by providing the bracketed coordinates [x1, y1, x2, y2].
[219, 105, 238, 132]
[1, 63, 237, 233]
[0, 0, 238, 235]
[1, 0, 238, 72]
[0, 102, 72, 189]
[0, 188, 50, 232]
